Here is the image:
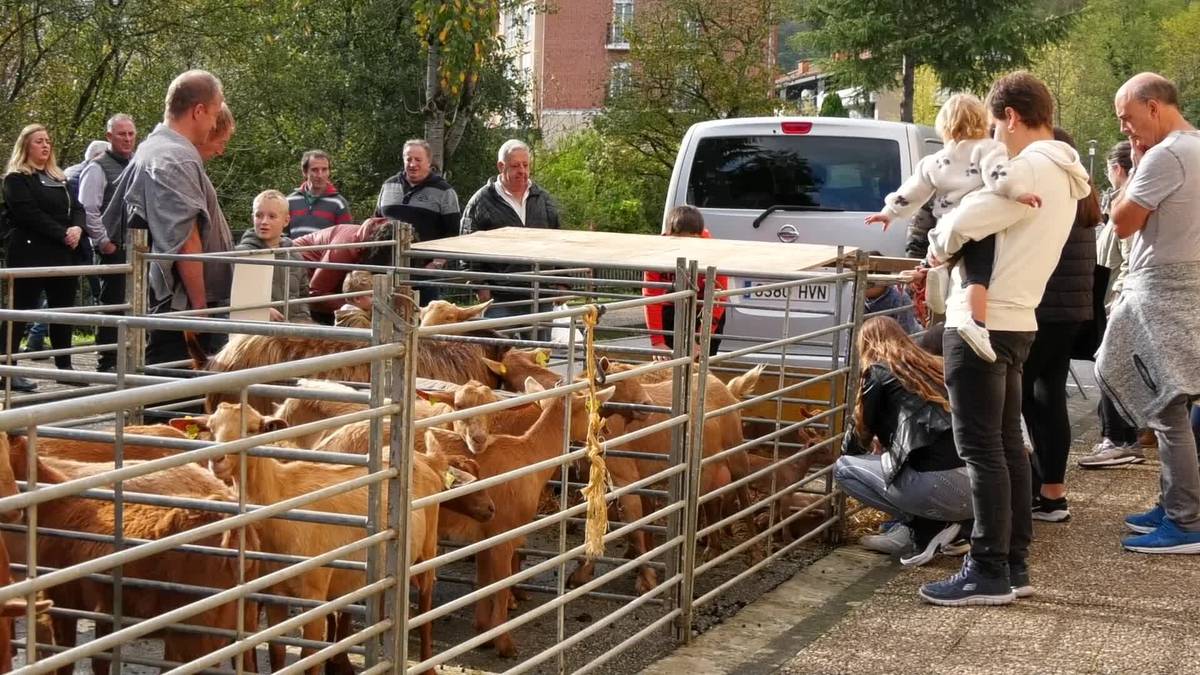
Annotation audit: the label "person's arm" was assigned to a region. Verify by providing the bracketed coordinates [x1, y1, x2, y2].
[1111, 143, 1180, 239]
[905, 200, 936, 258]
[176, 223, 207, 309]
[3, 173, 71, 242]
[643, 270, 669, 349]
[843, 369, 884, 454]
[927, 181, 1031, 261]
[77, 163, 114, 252]
[880, 155, 939, 221]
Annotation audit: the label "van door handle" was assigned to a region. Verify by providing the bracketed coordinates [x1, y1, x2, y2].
[777, 224, 800, 243]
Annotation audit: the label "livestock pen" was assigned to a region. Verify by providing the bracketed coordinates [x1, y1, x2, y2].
[0, 225, 870, 673]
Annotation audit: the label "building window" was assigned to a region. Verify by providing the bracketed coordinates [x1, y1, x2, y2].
[610, 62, 632, 98]
[608, 0, 634, 48]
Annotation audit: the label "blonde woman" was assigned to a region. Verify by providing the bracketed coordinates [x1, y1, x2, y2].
[2, 124, 85, 387]
[836, 316, 972, 568]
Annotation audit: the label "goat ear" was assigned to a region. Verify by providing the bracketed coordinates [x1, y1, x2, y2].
[524, 376, 546, 394]
[425, 427, 460, 454]
[153, 509, 186, 539]
[263, 417, 289, 433]
[419, 389, 457, 406]
[483, 358, 507, 376]
[446, 465, 477, 487]
[168, 416, 210, 439]
[595, 386, 616, 404]
[451, 456, 481, 477]
[460, 298, 493, 319]
[598, 356, 611, 373]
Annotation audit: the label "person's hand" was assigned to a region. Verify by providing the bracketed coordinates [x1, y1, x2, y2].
[871, 438, 884, 455]
[1015, 193, 1042, 208]
[100, 241, 117, 255]
[268, 308, 286, 322]
[475, 288, 492, 302]
[926, 253, 941, 267]
[1131, 141, 1149, 170]
[425, 258, 446, 269]
[64, 226, 82, 249]
[864, 213, 892, 231]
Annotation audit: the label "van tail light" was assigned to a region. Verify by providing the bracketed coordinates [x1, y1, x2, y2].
[781, 121, 812, 135]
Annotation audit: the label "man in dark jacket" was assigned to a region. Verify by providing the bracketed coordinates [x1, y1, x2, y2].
[375, 139, 460, 302]
[459, 139, 560, 319]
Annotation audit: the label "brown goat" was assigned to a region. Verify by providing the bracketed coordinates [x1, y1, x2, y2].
[2, 446, 258, 675]
[186, 329, 509, 412]
[196, 402, 491, 675]
[419, 299, 492, 327]
[427, 378, 614, 658]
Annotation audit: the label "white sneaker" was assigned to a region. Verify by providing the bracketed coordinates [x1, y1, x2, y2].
[1078, 438, 1145, 468]
[900, 522, 962, 567]
[957, 321, 997, 362]
[859, 523, 913, 555]
[926, 265, 950, 315]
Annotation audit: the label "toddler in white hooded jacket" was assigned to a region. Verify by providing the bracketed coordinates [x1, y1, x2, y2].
[866, 94, 1041, 362]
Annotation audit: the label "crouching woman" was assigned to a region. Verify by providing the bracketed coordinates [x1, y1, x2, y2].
[835, 316, 972, 566]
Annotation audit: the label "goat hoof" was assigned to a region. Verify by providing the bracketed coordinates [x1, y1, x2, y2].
[494, 635, 518, 658]
[512, 587, 530, 602]
[635, 574, 659, 596]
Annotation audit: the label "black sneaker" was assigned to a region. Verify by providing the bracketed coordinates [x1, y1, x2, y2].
[1010, 560, 1033, 598]
[1032, 495, 1071, 522]
[919, 556, 1015, 607]
[0, 376, 36, 392]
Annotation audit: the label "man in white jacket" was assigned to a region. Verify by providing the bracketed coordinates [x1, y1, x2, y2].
[917, 72, 1092, 607]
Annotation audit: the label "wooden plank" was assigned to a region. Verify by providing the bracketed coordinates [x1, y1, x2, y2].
[414, 227, 853, 274]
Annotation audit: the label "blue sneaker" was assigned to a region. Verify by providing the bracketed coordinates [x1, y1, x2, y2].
[918, 556, 1015, 607]
[1123, 517, 1200, 554]
[1125, 503, 1165, 534]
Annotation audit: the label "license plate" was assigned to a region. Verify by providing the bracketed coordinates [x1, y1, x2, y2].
[738, 280, 831, 307]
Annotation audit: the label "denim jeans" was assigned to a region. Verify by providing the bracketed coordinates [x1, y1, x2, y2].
[1149, 396, 1200, 532]
[834, 454, 973, 524]
[944, 328, 1035, 577]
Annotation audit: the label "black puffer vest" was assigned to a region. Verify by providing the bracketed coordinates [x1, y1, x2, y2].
[1036, 222, 1095, 324]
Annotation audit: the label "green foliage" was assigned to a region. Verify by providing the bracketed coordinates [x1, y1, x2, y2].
[536, 130, 663, 234]
[819, 91, 848, 117]
[596, 0, 782, 182]
[0, 0, 530, 230]
[794, 0, 1074, 121]
[1031, 0, 1189, 180]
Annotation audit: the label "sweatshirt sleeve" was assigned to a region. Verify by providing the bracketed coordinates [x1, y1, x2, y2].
[881, 154, 939, 220]
[981, 144, 1035, 201]
[928, 158, 1034, 260]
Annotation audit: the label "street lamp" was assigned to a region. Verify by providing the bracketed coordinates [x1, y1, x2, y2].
[1088, 139, 1098, 176]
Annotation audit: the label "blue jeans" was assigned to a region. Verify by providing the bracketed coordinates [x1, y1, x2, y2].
[835, 454, 973, 524]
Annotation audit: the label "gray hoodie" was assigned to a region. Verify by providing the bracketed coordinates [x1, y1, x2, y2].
[235, 231, 312, 323]
[929, 139, 1091, 331]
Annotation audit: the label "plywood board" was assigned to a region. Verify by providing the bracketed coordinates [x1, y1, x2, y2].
[414, 228, 852, 275]
[229, 251, 275, 322]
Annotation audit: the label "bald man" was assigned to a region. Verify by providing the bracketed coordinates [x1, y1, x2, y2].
[1100, 72, 1200, 554]
[102, 69, 234, 365]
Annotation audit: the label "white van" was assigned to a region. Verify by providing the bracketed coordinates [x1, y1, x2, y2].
[663, 116, 941, 364]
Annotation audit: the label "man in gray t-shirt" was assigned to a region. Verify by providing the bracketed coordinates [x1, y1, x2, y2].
[103, 69, 231, 364]
[1122, 129, 1200, 271]
[1107, 71, 1200, 554]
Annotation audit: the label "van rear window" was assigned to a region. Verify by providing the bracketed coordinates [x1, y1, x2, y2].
[687, 135, 903, 212]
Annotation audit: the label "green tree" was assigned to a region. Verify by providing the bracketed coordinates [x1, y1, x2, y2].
[536, 130, 662, 234]
[596, 0, 782, 181]
[1159, 3, 1200, 123]
[794, 0, 1074, 122]
[818, 91, 848, 117]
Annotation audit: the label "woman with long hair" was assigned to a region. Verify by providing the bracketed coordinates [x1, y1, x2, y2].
[836, 316, 972, 566]
[2, 124, 85, 390]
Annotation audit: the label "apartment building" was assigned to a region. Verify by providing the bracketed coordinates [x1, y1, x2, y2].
[500, 0, 636, 144]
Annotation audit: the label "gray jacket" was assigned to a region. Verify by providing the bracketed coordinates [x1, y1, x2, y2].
[235, 231, 312, 323]
[1096, 261, 1200, 426]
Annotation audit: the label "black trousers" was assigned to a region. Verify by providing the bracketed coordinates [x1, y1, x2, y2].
[145, 296, 227, 367]
[2, 274, 78, 369]
[1022, 321, 1082, 489]
[1100, 389, 1139, 445]
[95, 249, 127, 371]
[944, 328, 1034, 577]
[660, 304, 725, 356]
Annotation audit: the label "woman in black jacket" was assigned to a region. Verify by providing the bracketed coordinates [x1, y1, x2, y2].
[1024, 129, 1100, 523]
[2, 124, 85, 384]
[836, 316, 972, 567]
